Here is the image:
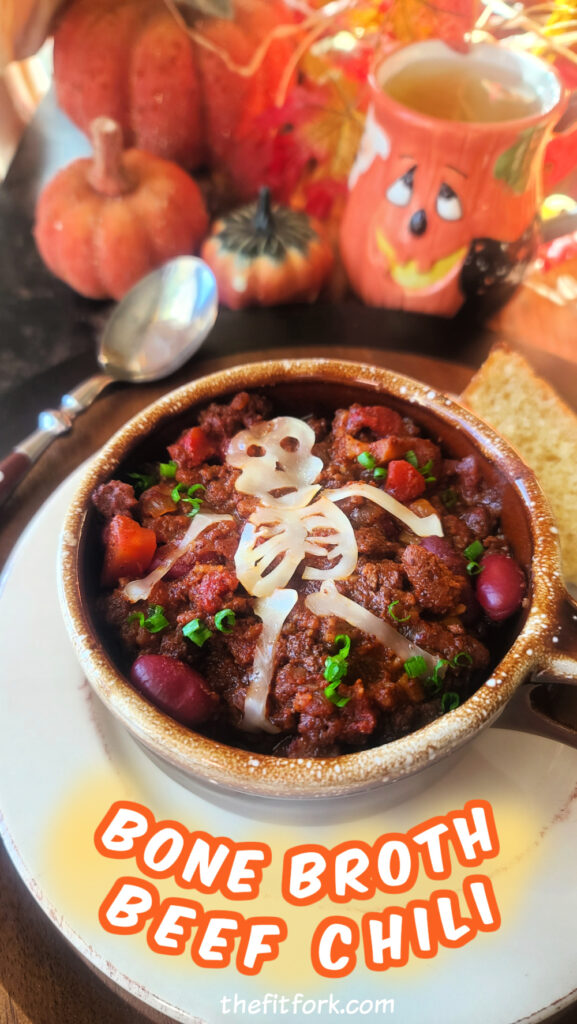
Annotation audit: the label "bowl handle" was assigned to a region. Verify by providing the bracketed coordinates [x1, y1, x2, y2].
[493, 589, 577, 749]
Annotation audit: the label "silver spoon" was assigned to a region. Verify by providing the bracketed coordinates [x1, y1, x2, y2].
[0, 256, 218, 507]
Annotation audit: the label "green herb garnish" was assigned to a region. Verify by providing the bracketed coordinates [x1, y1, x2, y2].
[464, 540, 485, 575]
[128, 471, 156, 496]
[420, 459, 436, 484]
[324, 679, 351, 708]
[441, 691, 460, 712]
[373, 467, 387, 480]
[324, 658, 348, 684]
[172, 482, 206, 517]
[215, 608, 236, 634]
[441, 488, 458, 509]
[425, 658, 448, 695]
[127, 604, 169, 634]
[357, 451, 376, 470]
[323, 634, 352, 706]
[388, 599, 410, 623]
[464, 540, 484, 561]
[405, 450, 436, 483]
[182, 618, 213, 647]
[451, 651, 474, 668]
[403, 655, 428, 678]
[334, 634, 351, 659]
[159, 460, 177, 479]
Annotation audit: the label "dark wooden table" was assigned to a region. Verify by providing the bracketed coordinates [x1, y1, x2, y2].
[2, 95, 577, 1024]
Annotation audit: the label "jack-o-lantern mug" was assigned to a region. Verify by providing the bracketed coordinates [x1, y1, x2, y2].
[340, 40, 567, 317]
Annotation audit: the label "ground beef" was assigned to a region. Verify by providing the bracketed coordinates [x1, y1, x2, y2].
[401, 544, 463, 614]
[92, 391, 524, 758]
[92, 481, 137, 519]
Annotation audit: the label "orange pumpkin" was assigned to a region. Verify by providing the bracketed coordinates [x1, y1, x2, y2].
[201, 187, 334, 309]
[52, 0, 297, 200]
[34, 117, 209, 300]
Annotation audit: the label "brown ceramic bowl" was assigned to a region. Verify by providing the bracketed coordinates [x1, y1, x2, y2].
[58, 358, 577, 798]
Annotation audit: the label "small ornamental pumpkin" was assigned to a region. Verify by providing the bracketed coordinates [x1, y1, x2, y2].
[201, 188, 334, 309]
[33, 117, 209, 300]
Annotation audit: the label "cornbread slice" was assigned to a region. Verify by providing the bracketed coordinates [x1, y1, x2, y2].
[461, 343, 577, 583]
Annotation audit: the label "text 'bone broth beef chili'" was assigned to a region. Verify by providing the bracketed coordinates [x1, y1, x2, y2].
[91, 391, 526, 758]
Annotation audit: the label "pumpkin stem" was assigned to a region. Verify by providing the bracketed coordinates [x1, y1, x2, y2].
[87, 117, 133, 198]
[253, 187, 274, 236]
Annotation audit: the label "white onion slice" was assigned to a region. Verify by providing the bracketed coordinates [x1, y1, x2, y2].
[122, 513, 234, 603]
[325, 483, 443, 538]
[242, 588, 298, 733]
[305, 579, 436, 670]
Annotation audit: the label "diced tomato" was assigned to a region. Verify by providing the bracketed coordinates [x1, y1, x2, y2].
[385, 460, 426, 502]
[346, 404, 404, 438]
[101, 514, 157, 587]
[196, 568, 239, 615]
[168, 426, 216, 469]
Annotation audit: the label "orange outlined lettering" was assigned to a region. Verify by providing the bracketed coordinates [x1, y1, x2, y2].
[236, 917, 288, 976]
[99, 876, 158, 935]
[447, 800, 500, 867]
[311, 916, 359, 978]
[147, 897, 202, 955]
[191, 911, 243, 968]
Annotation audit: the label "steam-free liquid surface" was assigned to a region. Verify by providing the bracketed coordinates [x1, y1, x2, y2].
[384, 58, 542, 122]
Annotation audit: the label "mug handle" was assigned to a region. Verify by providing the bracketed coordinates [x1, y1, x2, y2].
[493, 588, 577, 748]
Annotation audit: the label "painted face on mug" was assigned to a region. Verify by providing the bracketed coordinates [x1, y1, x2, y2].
[368, 156, 470, 310]
[340, 44, 560, 319]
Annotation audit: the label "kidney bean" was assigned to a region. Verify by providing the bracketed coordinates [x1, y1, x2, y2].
[130, 654, 216, 726]
[476, 552, 525, 622]
[421, 536, 467, 576]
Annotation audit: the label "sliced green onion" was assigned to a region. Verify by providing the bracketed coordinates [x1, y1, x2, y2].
[187, 484, 205, 495]
[143, 605, 169, 633]
[464, 540, 484, 561]
[159, 461, 177, 479]
[441, 488, 458, 509]
[373, 467, 387, 480]
[405, 450, 435, 483]
[451, 651, 474, 668]
[127, 604, 168, 634]
[403, 655, 427, 678]
[334, 634, 351, 659]
[357, 451, 376, 470]
[466, 561, 484, 576]
[420, 459, 436, 484]
[215, 609, 236, 634]
[324, 678, 351, 707]
[425, 658, 448, 694]
[388, 599, 410, 623]
[126, 610, 145, 628]
[324, 657, 348, 683]
[183, 497, 203, 518]
[128, 471, 156, 496]
[171, 482, 184, 503]
[441, 691, 460, 712]
[182, 618, 213, 647]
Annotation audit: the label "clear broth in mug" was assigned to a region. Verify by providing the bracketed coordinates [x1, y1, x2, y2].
[384, 58, 542, 122]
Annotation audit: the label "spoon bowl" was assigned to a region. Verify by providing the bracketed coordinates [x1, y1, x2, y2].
[99, 257, 218, 382]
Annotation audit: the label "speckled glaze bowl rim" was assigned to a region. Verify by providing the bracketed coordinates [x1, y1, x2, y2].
[58, 358, 564, 798]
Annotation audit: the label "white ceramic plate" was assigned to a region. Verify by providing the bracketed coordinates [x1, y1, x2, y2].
[1, 472, 577, 1024]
